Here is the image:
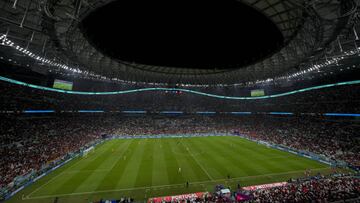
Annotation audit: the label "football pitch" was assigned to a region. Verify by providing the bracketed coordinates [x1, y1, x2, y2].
[10, 136, 332, 203]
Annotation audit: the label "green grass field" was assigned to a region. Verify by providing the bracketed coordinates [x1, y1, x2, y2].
[9, 136, 332, 203]
[53, 81, 73, 90]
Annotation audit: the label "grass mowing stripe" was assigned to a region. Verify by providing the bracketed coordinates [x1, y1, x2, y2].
[222, 137, 327, 171]
[218, 137, 291, 173]
[63, 169, 112, 174]
[41, 141, 120, 196]
[11, 137, 337, 203]
[170, 139, 211, 182]
[162, 139, 185, 184]
[26, 141, 116, 198]
[214, 137, 286, 174]
[202, 137, 296, 176]
[116, 139, 147, 188]
[25, 157, 85, 199]
[97, 139, 139, 190]
[229, 137, 328, 174]
[187, 137, 247, 178]
[218, 138, 274, 175]
[182, 138, 231, 180]
[152, 140, 169, 186]
[96, 139, 140, 190]
[204, 137, 269, 174]
[266, 156, 317, 172]
[73, 140, 133, 193]
[25, 167, 332, 200]
[220, 136, 324, 173]
[181, 140, 214, 180]
[134, 139, 155, 187]
[26, 142, 113, 198]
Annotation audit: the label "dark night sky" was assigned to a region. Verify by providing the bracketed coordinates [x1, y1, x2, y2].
[81, 0, 284, 70]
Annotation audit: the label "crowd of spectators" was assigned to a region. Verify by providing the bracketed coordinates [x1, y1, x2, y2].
[111, 116, 234, 135]
[247, 174, 360, 202]
[1, 115, 359, 192]
[1, 79, 360, 201]
[0, 116, 120, 190]
[98, 116, 360, 168]
[234, 117, 360, 168]
[146, 174, 359, 202]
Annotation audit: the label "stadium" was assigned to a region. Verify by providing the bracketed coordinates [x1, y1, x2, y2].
[0, 0, 360, 202]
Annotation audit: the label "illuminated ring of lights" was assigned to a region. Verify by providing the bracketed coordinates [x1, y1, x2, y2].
[1, 76, 359, 100]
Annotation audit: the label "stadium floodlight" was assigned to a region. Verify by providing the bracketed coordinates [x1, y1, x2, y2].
[0, 32, 126, 82]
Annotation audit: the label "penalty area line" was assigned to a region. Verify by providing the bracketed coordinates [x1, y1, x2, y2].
[181, 142, 214, 181]
[25, 149, 107, 199]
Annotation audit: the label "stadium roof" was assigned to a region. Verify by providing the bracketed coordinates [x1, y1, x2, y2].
[0, 0, 358, 85]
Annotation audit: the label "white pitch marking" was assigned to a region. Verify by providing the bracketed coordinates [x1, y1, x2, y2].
[25, 158, 84, 199]
[25, 167, 330, 200]
[181, 142, 214, 181]
[25, 146, 109, 199]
